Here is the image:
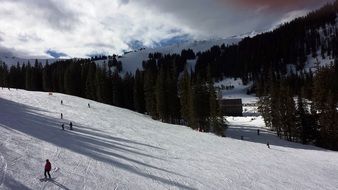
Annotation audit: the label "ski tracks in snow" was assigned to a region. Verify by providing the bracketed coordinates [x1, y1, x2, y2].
[0, 154, 8, 187]
[82, 159, 94, 190]
[0, 136, 8, 187]
[40, 167, 60, 190]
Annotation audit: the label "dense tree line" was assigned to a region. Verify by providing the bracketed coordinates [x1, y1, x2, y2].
[194, 0, 338, 84]
[258, 61, 338, 150]
[0, 59, 135, 109]
[0, 53, 226, 136]
[140, 53, 225, 135]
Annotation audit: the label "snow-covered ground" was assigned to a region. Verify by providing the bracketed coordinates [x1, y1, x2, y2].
[215, 78, 258, 105]
[0, 88, 338, 190]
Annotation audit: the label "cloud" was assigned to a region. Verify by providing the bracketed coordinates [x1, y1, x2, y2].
[0, 0, 79, 30]
[118, 0, 129, 5]
[131, 0, 332, 37]
[46, 50, 68, 59]
[0, 0, 333, 58]
[157, 34, 191, 47]
[272, 10, 310, 29]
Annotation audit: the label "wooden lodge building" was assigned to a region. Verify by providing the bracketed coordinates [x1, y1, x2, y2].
[220, 99, 243, 116]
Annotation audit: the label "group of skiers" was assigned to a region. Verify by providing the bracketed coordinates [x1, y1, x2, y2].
[42, 100, 91, 179]
[59, 100, 91, 131]
[60, 100, 76, 131]
[240, 129, 271, 149]
[61, 122, 73, 130]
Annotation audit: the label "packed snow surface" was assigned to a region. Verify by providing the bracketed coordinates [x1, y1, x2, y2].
[0, 88, 338, 190]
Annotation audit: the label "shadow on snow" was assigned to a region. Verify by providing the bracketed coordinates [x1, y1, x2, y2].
[226, 123, 326, 151]
[0, 97, 196, 190]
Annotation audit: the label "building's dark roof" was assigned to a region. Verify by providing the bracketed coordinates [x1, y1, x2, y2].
[220, 99, 242, 106]
[220, 99, 243, 116]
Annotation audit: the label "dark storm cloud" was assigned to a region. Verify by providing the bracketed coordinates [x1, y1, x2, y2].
[132, 0, 334, 38]
[227, 0, 325, 10]
[0, 46, 15, 57]
[0, 44, 29, 58]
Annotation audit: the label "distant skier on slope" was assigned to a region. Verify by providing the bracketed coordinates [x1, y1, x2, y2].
[61, 123, 64, 130]
[61, 100, 63, 105]
[44, 159, 52, 179]
[267, 142, 270, 149]
[69, 122, 73, 130]
[88, 103, 90, 108]
[61, 113, 63, 119]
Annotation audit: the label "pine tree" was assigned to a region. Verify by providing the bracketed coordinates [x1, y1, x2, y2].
[179, 67, 193, 126]
[207, 70, 225, 135]
[167, 63, 180, 124]
[85, 62, 97, 100]
[192, 74, 210, 131]
[111, 71, 122, 106]
[270, 77, 282, 137]
[64, 61, 81, 96]
[25, 62, 32, 90]
[133, 69, 145, 113]
[121, 73, 134, 109]
[155, 66, 168, 121]
[95, 67, 108, 103]
[42, 61, 52, 91]
[284, 87, 297, 141]
[258, 95, 272, 128]
[143, 64, 157, 118]
[317, 91, 338, 149]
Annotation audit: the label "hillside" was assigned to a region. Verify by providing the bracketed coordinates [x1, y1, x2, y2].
[0, 88, 338, 190]
[93, 37, 240, 73]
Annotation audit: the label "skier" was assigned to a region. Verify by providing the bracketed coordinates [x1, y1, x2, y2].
[61, 113, 63, 119]
[88, 103, 90, 108]
[257, 129, 260, 136]
[69, 122, 73, 130]
[61, 123, 64, 130]
[44, 159, 52, 179]
[267, 142, 270, 149]
[61, 100, 63, 105]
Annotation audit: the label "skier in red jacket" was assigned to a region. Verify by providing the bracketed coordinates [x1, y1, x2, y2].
[44, 159, 52, 179]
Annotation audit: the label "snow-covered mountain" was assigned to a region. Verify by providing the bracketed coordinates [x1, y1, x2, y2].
[95, 37, 241, 73]
[0, 88, 337, 190]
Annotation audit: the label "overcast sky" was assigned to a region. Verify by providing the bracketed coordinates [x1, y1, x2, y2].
[0, 0, 333, 58]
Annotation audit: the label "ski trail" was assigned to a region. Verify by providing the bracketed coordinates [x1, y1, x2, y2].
[40, 167, 59, 190]
[82, 159, 92, 190]
[0, 154, 7, 187]
[114, 183, 119, 190]
[87, 160, 99, 190]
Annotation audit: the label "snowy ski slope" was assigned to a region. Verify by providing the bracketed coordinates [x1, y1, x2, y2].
[0, 88, 338, 190]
